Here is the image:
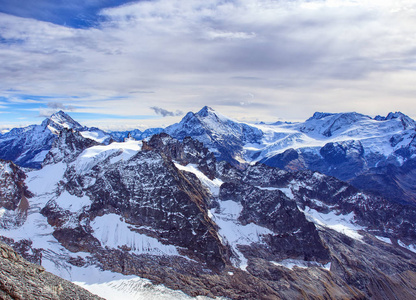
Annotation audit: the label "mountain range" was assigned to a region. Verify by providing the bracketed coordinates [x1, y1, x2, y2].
[0, 107, 416, 299]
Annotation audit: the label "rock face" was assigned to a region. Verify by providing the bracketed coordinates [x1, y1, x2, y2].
[40, 132, 229, 270]
[0, 241, 103, 300]
[0, 160, 32, 210]
[239, 163, 416, 246]
[350, 157, 416, 205]
[0, 160, 33, 228]
[218, 182, 330, 263]
[42, 128, 100, 166]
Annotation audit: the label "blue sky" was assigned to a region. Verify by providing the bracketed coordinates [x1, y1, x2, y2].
[0, 0, 137, 28]
[1, 0, 416, 131]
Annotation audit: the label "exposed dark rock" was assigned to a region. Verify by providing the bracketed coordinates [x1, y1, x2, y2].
[242, 163, 416, 247]
[0, 160, 33, 211]
[219, 182, 330, 263]
[0, 160, 33, 228]
[320, 229, 416, 300]
[43, 140, 230, 271]
[144, 133, 217, 179]
[43, 128, 100, 166]
[0, 241, 103, 300]
[350, 157, 416, 205]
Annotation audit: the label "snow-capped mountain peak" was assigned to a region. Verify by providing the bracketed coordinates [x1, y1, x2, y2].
[300, 112, 372, 137]
[41, 110, 83, 134]
[195, 105, 235, 124]
[165, 107, 263, 167]
[196, 105, 214, 117]
[378, 111, 416, 130]
[306, 112, 336, 121]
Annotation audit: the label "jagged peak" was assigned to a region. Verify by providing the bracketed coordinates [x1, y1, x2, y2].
[41, 110, 83, 132]
[196, 106, 215, 117]
[385, 111, 413, 121]
[173, 107, 232, 128]
[307, 112, 335, 121]
[374, 111, 416, 129]
[387, 111, 404, 119]
[194, 106, 233, 124]
[306, 111, 369, 122]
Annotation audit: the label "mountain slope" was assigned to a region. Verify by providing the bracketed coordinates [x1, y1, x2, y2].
[0, 241, 103, 300]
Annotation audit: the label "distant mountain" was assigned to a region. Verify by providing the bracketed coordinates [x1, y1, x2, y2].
[2, 108, 416, 205]
[161, 108, 416, 204]
[0, 111, 111, 169]
[165, 106, 263, 168]
[109, 127, 163, 142]
[255, 111, 416, 204]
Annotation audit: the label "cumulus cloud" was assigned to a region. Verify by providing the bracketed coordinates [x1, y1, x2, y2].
[150, 106, 183, 117]
[47, 101, 76, 111]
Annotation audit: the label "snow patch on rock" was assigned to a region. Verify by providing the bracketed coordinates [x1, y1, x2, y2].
[301, 207, 363, 241]
[272, 259, 331, 271]
[210, 200, 273, 270]
[174, 163, 223, 196]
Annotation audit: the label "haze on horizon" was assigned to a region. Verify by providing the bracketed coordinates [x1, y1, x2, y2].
[0, 0, 415, 131]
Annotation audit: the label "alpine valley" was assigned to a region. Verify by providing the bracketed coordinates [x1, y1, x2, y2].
[1, 107, 416, 299]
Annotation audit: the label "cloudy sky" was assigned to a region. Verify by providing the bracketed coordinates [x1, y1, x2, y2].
[0, 0, 416, 130]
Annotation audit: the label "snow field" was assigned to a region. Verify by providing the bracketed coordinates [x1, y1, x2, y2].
[91, 213, 179, 256]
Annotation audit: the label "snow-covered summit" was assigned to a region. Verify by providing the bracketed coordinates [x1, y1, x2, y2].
[375, 111, 416, 130]
[306, 112, 336, 121]
[41, 110, 83, 134]
[0, 111, 110, 168]
[299, 112, 372, 137]
[165, 106, 263, 167]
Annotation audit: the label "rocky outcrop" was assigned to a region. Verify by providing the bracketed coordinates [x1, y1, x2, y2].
[0, 160, 32, 211]
[42, 128, 100, 166]
[243, 163, 416, 249]
[0, 241, 103, 300]
[0, 160, 33, 228]
[320, 229, 416, 300]
[41, 134, 230, 270]
[350, 157, 416, 205]
[219, 182, 330, 263]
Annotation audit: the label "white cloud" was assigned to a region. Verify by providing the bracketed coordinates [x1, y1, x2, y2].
[1, 0, 416, 127]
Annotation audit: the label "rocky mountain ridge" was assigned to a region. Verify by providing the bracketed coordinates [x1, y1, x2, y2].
[3, 107, 416, 206]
